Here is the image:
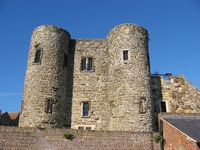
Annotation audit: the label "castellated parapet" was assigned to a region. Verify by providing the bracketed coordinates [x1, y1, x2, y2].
[19, 24, 154, 131]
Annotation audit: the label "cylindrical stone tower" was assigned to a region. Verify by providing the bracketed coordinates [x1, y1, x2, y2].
[108, 24, 153, 131]
[19, 25, 70, 128]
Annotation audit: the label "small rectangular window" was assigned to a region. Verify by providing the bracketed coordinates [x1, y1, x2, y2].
[82, 102, 90, 117]
[123, 50, 128, 61]
[161, 101, 166, 112]
[34, 49, 42, 63]
[45, 99, 53, 113]
[81, 57, 94, 71]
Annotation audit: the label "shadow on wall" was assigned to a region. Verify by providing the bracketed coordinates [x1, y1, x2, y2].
[151, 74, 163, 131]
[65, 40, 76, 127]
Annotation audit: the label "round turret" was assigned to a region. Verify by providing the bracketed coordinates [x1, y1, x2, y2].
[19, 25, 70, 128]
[107, 24, 153, 131]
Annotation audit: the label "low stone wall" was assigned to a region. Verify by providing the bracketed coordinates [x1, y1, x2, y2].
[0, 126, 160, 150]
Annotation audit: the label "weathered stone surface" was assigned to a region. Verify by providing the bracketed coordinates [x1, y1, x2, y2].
[107, 24, 153, 131]
[19, 24, 154, 132]
[19, 25, 70, 128]
[151, 74, 200, 114]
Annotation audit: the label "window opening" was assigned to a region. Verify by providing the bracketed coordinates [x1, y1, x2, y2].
[34, 49, 42, 63]
[161, 101, 166, 112]
[81, 57, 93, 71]
[82, 102, 90, 117]
[45, 99, 53, 113]
[123, 50, 128, 61]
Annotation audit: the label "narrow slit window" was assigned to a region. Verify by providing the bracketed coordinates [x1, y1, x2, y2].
[139, 97, 147, 114]
[82, 102, 90, 117]
[81, 57, 94, 71]
[161, 101, 167, 112]
[123, 50, 128, 61]
[45, 99, 53, 113]
[34, 49, 42, 63]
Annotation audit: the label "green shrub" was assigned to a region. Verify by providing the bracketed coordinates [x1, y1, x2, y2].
[153, 133, 164, 144]
[64, 132, 74, 140]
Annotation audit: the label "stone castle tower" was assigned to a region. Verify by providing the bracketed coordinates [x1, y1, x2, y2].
[19, 24, 153, 132]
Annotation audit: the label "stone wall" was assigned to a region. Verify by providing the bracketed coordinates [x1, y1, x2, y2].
[19, 25, 70, 128]
[0, 126, 160, 150]
[107, 24, 153, 131]
[71, 39, 111, 130]
[151, 74, 200, 114]
[19, 23, 154, 132]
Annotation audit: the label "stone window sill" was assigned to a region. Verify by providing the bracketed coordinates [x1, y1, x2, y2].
[82, 116, 90, 118]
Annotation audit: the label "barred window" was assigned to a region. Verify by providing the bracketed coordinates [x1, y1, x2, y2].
[34, 49, 42, 64]
[81, 57, 93, 71]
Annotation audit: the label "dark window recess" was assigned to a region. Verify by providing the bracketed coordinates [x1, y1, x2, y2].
[45, 99, 53, 113]
[82, 102, 90, 117]
[86, 127, 91, 130]
[139, 97, 147, 114]
[78, 126, 84, 130]
[34, 49, 41, 63]
[81, 57, 93, 71]
[161, 101, 166, 112]
[123, 50, 128, 61]
[63, 54, 68, 67]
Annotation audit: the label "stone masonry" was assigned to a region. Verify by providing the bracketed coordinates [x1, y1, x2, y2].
[19, 23, 200, 132]
[151, 74, 200, 114]
[19, 26, 70, 128]
[151, 73, 200, 130]
[19, 23, 154, 132]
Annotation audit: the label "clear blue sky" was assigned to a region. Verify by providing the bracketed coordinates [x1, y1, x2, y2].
[0, 0, 200, 112]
